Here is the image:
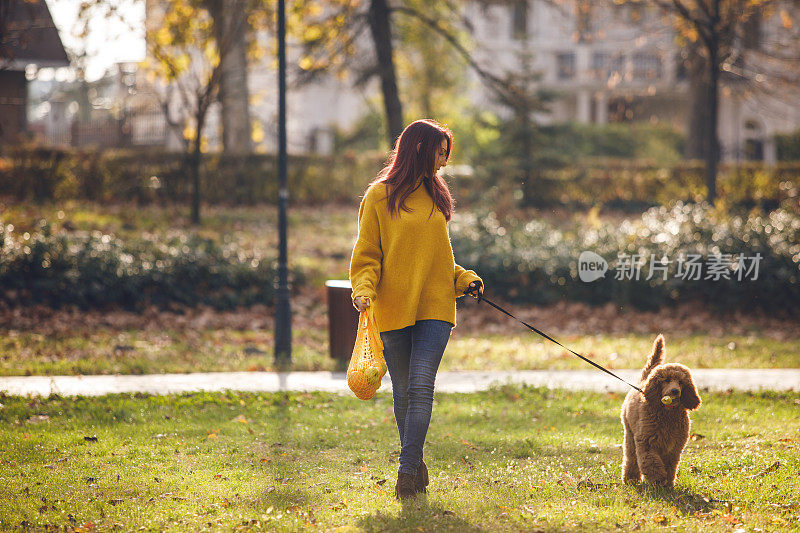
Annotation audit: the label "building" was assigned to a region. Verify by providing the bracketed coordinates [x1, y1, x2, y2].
[464, 1, 800, 163]
[0, 0, 69, 144]
[69, 0, 800, 161]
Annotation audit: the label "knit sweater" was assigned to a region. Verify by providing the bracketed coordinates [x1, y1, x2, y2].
[349, 180, 481, 333]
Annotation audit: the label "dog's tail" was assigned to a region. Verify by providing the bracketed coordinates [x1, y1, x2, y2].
[640, 334, 665, 381]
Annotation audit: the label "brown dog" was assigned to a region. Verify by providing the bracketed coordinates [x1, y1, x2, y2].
[620, 334, 701, 487]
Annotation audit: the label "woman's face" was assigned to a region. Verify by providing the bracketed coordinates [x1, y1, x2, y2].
[434, 138, 449, 173]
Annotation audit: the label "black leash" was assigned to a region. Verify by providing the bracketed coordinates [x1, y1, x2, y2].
[466, 287, 643, 393]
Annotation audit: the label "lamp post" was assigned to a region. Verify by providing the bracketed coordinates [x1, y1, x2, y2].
[274, 0, 292, 365]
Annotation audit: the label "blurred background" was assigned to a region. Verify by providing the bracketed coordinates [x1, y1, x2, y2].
[0, 0, 798, 375]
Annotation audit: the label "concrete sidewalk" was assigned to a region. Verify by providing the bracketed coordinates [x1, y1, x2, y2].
[0, 369, 797, 397]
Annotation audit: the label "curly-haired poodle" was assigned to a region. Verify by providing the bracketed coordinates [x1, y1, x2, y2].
[620, 334, 701, 487]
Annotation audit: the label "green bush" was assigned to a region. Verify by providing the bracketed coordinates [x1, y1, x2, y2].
[540, 122, 685, 162]
[459, 158, 799, 211]
[0, 146, 385, 205]
[0, 220, 300, 310]
[2, 146, 798, 211]
[775, 130, 800, 161]
[451, 203, 800, 312]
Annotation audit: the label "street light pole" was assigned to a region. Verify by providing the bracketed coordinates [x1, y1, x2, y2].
[274, 0, 292, 365]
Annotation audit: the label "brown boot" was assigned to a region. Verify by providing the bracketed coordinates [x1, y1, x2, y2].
[415, 459, 429, 493]
[394, 472, 416, 501]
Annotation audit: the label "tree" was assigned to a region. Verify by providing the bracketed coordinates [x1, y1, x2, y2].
[206, 0, 253, 154]
[75, 0, 257, 156]
[637, 0, 799, 204]
[144, 0, 227, 224]
[295, 0, 537, 147]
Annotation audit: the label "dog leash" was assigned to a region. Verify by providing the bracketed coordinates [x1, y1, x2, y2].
[466, 286, 643, 393]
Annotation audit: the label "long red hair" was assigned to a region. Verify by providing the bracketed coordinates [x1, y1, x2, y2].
[370, 119, 454, 221]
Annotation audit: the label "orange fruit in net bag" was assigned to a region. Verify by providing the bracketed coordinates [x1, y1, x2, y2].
[347, 304, 386, 400]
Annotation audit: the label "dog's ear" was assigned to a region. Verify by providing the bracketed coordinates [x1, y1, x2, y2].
[641, 368, 663, 405]
[679, 369, 701, 410]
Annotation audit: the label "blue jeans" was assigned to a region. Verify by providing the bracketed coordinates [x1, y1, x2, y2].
[380, 319, 453, 476]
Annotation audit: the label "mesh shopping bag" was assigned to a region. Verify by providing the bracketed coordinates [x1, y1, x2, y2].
[347, 303, 387, 400]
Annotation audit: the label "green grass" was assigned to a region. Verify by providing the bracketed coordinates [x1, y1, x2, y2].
[0, 326, 335, 376]
[444, 333, 800, 371]
[1, 328, 797, 376]
[0, 387, 798, 531]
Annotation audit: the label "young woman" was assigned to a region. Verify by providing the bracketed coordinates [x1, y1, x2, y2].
[349, 119, 483, 500]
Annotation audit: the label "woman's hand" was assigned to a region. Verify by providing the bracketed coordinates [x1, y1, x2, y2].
[354, 296, 371, 313]
[466, 280, 483, 299]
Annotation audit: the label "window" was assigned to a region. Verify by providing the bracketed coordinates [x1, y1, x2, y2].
[592, 52, 609, 79]
[512, 0, 528, 40]
[633, 53, 662, 80]
[609, 54, 625, 78]
[744, 139, 764, 160]
[744, 119, 764, 160]
[557, 52, 576, 80]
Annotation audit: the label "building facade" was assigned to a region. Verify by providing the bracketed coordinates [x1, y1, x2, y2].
[121, 1, 800, 161]
[464, 0, 800, 163]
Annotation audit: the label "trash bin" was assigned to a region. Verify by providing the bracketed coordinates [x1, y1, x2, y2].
[326, 280, 359, 361]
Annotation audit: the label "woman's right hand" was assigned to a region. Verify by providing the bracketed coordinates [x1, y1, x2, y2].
[353, 296, 371, 313]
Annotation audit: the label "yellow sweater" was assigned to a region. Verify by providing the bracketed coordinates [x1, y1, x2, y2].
[349, 181, 481, 333]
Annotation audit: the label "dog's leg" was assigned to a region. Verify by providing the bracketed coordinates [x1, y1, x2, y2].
[662, 449, 682, 488]
[622, 424, 641, 484]
[635, 438, 669, 486]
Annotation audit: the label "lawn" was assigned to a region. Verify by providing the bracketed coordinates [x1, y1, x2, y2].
[1, 387, 798, 531]
[2, 325, 799, 376]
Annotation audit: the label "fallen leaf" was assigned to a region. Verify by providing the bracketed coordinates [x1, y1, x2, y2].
[460, 438, 478, 450]
[748, 461, 781, 479]
[721, 513, 740, 524]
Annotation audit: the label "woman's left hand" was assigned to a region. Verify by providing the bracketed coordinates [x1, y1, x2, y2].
[466, 280, 483, 299]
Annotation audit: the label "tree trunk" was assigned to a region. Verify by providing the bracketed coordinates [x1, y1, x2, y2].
[685, 44, 711, 161]
[208, 0, 252, 154]
[368, 0, 404, 146]
[705, 35, 719, 205]
[191, 111, 206, 225]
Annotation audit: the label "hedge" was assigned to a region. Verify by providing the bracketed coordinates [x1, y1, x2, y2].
[457, 158, 800, 210]
[0, 220, 302, 310]
[2, 204, 797, 312]
[0, 146, 385, 205]
[450, 202, 800, 312]
[1, 146, 798, 210]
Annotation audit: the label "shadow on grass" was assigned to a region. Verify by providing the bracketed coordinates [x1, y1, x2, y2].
[358, 494, 487, 533]
[634, 484, 721, 515]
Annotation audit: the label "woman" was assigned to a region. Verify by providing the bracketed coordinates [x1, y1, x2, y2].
[349, 119, 483, 501]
